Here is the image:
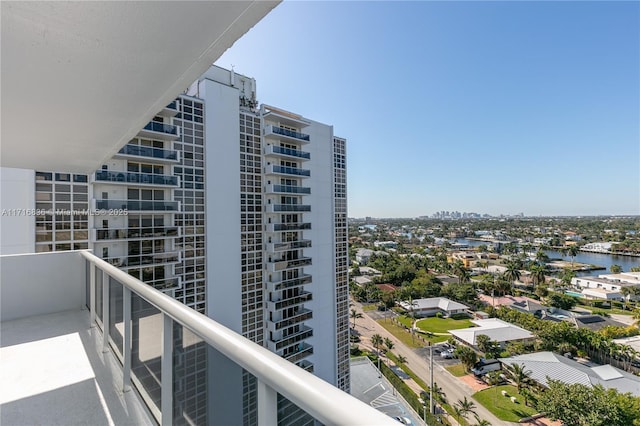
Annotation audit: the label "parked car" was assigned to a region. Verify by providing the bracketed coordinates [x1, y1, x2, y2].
[440, 349, 455, 359]
[394, 416, 412, 425]
[471, 359, 501, 376]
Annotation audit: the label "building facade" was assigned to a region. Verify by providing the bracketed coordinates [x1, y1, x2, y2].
[32, 65, 348, 425]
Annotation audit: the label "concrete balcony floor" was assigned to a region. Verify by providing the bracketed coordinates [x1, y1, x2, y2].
[0, 309, 153, 426]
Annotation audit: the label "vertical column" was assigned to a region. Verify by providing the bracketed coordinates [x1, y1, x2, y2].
[123, 287, 132, 392]
[161, 313, 174, 426]
[257, 379, 278, 425]
[102, 270, 109, 353]
[90, 261, 96, 327]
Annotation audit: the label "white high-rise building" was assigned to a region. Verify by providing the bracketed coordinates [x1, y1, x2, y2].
[190, 66, 350, 424]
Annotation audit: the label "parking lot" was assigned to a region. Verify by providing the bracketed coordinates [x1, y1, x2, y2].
[414, 344, 461, 367]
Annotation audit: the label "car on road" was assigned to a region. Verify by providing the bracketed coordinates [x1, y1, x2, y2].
[394, 416, 412, 425]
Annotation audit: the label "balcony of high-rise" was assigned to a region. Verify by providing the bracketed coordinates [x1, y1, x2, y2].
[93, 170, 179, 187]
[265, 164, 311, 178]
[115, 144, 180, 164]
[137, 121, 180, 142]
[264, 145, 311, 161]
[264, 125, 311, 144]
[0, 250, 395, 425]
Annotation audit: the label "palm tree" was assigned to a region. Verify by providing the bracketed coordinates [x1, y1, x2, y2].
[567, 245, 579, 268]
[507, 363, 532, 392]
[455, 396, 477, 420]
[396, 354, 407, 365]
[371, 333, 383, 373]
[350, 308, 363, 329]
[430, 382, 446, 403]
[503, 261, 521, 285]
[455, 345, 478, 372]
[384, 337, 394, 353]
[474, 416, 492, 426]
[529, 264, 546, 287]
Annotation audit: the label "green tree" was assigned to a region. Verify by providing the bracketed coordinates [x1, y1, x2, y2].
[567, 245, 579, 268]
[506, 363, 532, 392]
[350, 308, 363, 329]
[455, 345, 478, 371]
[504, 261, 521, 285]
[396, 354, 407, 365]
[548, 293, 578, 310]
[455, 396, 477, 420]
[384, 337, 394, 352]
[529, 264, 546, 286]
[610, 264, 623, 274]
[537, 380, 640, 426]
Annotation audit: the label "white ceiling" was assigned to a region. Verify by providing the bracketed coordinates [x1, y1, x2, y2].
[1, 1, 279, 173]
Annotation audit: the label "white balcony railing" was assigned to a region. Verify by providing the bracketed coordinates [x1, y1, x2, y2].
[0, 250, 395, 426]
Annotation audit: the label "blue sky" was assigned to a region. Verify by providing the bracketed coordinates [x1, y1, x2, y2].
[216, 1, 639, 217]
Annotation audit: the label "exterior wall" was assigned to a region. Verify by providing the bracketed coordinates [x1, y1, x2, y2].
[0, 251, 85, 321]
[333, 136, 350, 392]
[0, 167, 35, 255]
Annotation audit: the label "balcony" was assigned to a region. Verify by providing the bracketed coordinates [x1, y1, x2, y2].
[284, 343, 314, 364]
[267, 274, 312, 291]
[262, 106, 311, 128]
[266, 184, 311, 195]
[94, 226, 179, 241]
[0, 251, 395, 426]
[271, 308, 313, 331]
[266, 164, 311, 178]
[264, 125, 310, 144]
[137, 121, 179, 141]
[267, 257, 312, 272]
[271, 326, 313, 351]
[265, 145, 310, 161]
[158, 101, 179, 118]
[94, 199, 179, 212]
[266, 204, 311, 213]
[267, 240, 312, 252]
[94, 170, 178, 187]
[268, 291, 313, 311]
[267, 222, 312, 232]
[116, 144, 179, 163]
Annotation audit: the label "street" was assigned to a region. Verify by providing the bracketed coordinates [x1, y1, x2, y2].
[351, 300, 516, 426]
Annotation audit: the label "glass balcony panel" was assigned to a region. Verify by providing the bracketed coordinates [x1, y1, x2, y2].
[131, 293, 162, 416]
[109, 276, 124, 357]
[144, 121, 177, 135]
[272, 204, 311, 212]
[95, 170, 178, 186]
[270, 145, 310, 159]
[270, 126, 310, 141]
[271, 185, 311, 195]
[118, 144, 178, 161]
[95, 200, 179, 211]
[96, 269, 103, 323]
[172, 322, 208, 425]
[272, 165, 311, 177]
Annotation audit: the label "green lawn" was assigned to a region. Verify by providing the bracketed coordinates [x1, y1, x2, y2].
[362, 304, 377, 311]
[576, 304, 634, 316]
[473, 385, 537, 422]
[446, 364, 468, 377]
[416, 317, 474, 334]
[396, 315, 414, 328]
[376, 320, 424, 349]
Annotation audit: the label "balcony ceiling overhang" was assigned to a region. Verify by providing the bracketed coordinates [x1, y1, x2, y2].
[1, 1, 279, 173]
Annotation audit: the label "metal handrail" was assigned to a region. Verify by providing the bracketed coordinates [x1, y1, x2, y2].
[80, 251, 394, 425]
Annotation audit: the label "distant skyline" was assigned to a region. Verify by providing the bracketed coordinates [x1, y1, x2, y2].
[216, 1, 640, 217]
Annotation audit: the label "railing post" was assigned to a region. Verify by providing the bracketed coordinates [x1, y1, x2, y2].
[161, 313, 173, 426]
[89, 261, 96, 328]
[102, 270, 110, 353]
[257, 379, 278, 425]
[123, 286, 132, 393]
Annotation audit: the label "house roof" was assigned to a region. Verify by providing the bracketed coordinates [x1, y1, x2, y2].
[398, 297, 468, 312]
[449, 318, 534, 345]
[569, 315, 626, 331]
[498, 352, 640, 396]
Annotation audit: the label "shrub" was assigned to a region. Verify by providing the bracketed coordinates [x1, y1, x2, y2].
[435, 312, 443, 318]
